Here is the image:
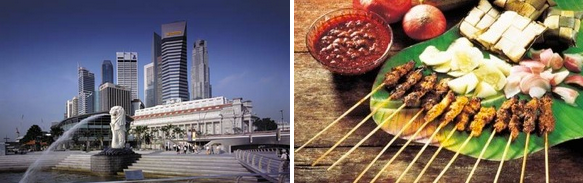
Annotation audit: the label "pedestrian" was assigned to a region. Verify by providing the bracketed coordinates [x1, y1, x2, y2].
[176, 144, 180, 154]
[281, 149, 289, 171]
[215, 145, 220, 154]
[183, 144, 187, 154]
[206, 146, 210, 155]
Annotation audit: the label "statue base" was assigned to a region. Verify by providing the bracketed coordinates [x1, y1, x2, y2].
[91, 148, 140, 176]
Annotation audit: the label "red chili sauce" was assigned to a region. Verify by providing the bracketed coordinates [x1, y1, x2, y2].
[312, 14, 391, 73]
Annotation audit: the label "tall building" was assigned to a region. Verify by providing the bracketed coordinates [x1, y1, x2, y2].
[99, 82, 131, 114]
[101, 60, 114, 84]
[152, 33, 162, 107]
[144, 63, 155, 107]
[116, 52, 138, 100]
[191, 40, 212, 100]
[66, 96, 78, 118]
[78, 67, 95, 115]
[161, 21, 189, 103]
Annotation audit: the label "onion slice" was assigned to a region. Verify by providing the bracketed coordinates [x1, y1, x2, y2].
[519, 61, 545, 74]
[519, 74, 550, 94]
[553, 87, 579, 106]
[564, 75, 583, 88]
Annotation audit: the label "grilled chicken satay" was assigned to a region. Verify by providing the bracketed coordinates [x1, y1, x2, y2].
[494, 97, 518, 133]
[394, 95, 468, 183]
[523, 98, 540, 134]
[454, 98, 482, 131]
[403, 73, 437, 107]
[538, 94, 555, 135]
[520, 98, 540, 183]
[469, 107, 497, 136]
[421, 78, 451, 112]
[433, 106, 496, 183]
[384, 61, 416, 89]
[425, 91, 456, 122]
[439, 96, 470, 126]
[509, 100, 526, 140]
[389, 68, 425, 100]
[538, 94, 554, 183]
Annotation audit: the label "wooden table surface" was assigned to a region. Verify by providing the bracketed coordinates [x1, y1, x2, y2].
[294, 0, 583, 182]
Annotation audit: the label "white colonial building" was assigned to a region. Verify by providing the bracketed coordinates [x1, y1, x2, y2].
[132, 96, 253, 141]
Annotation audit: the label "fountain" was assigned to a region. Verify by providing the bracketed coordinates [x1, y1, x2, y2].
[20, 113, 108, 183]
[90, 106, 140, 176]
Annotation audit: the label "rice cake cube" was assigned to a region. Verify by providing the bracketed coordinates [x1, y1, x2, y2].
[503, 26, 522, 40]
[513, 15, 531, 30]
[477, 15, 496, 30]
[478, 0, 494, 11]
[461, 21, 480, 38]
[478, 29, 502, 46]
[494, 37, 514, 53]
[561, 10, 575, 17]
[487, 8, 501, 17]
[527, 0, 547, 9]
[493, 0, 506, 9]
[505, 45, 526, 62]
[466, 8, 486, 26]
[525, 22, 547, 34]
[520, 3, 537, 18]
[559, 27, 574, 41]
[516, 31, 536, 48]
[544, 15, 560, 29]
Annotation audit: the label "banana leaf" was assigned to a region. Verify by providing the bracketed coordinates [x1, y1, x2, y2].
[371, 0, 583, 161]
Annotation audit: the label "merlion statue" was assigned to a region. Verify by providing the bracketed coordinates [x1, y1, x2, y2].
[109, 106, 126, 149]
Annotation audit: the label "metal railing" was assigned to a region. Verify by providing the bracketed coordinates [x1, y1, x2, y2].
[235, 149, 289, 183]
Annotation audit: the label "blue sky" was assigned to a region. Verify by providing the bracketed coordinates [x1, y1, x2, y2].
[0, 0, 290, 140]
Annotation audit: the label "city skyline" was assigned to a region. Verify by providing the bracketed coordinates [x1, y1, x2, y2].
[0, 0, 290, 140]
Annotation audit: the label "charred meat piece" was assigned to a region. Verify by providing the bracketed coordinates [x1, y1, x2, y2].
[538, 94, 555, 135]
[523, 98, 540, 133]
[425, 91, 456, 122]
[383, 61, 416, 89]
[509, 100, 526, 141]
[493, 97, 518, 133]
[469, 107, 497, 137]
[438, 96, 470, 127]
[421, 78, 451, 111]
[455, 98, 482, 131]
[404, 73, 437, 107]
[389, 68, 425, 100]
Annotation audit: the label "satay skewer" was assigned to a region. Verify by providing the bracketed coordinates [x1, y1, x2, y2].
[395, 96, 475, 183]
[433, 107, 496, 183]
[352, 73, 438, 182]
[369, 91, 457, 183]
[327, 67, 425, 170]
[295, 61, 416, 153]
[466, 97, 517, 183]
[494, 99, 525, 183]
[520, 98, 540, 183]
[413, 97, 482, 183]
[538, 94, 555, 183]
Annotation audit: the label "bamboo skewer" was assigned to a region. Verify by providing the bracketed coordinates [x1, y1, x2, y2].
[465, 130, 497, 183]
[369, 118, 435, 183]
[433, 134, 474, 183]
[395, 124, 448, 183]
[413, 128, 458, 183]
[328, 104, 406, 170]
[520, 133, 531, 183]
[295, 84, 385, 153]
[545, 132, 549, 183]
[311, 99, 391, 166]
[353, 110, 424, 183]
[493, 135, 513, 183]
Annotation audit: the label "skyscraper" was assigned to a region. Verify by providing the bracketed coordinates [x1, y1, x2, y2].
[66, 96, 78, 118]
[161, 21, 189, 103]
[99, 82, 131, 114]
[191, 40, 212, 100]
[144, 63, 155, 107]
[101, 60, 114, 84]
[78, 67, 95, 115]
[152, 33, 162, 106]
[116, 52, 138, 100]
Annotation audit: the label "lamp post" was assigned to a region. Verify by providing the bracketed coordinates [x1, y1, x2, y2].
[280, 110, 284, 131]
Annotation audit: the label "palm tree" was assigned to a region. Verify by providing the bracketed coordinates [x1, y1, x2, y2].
[173, 127, 185, 140]
[131, 125, 149, 149]
[160, 124, 174, 140]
